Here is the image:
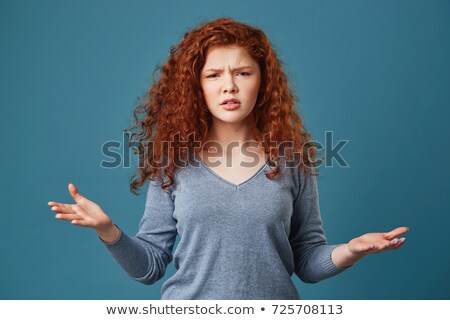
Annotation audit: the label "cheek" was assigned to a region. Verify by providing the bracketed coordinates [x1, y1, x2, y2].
[201, 83, 216, 98]
[245, 82, 261, 100]
[200, 83, 210, 98]
[201, 84, 218, 108]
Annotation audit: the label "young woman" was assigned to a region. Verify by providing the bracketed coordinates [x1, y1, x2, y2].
[48, 17, 408, 299]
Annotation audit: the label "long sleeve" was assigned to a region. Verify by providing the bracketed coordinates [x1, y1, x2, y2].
[289, 167, 350, 283]
[102, 179, 177, 285]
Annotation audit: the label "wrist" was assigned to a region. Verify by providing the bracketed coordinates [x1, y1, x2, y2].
[332, 243, 365, 268]
[96, 222, 120, 244]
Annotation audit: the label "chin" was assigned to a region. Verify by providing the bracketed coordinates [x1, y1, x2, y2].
[212, 112, 253, 125]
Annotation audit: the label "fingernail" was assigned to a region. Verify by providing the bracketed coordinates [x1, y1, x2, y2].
[401, 238, 406, 243]
[385, 243, 390, 248]
[394, 239, 399, 245]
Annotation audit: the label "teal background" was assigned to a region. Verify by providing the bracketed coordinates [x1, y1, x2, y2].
[1, 0, 449, 299]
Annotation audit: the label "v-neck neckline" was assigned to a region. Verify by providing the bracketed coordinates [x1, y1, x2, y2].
[193, 153, 270, 189]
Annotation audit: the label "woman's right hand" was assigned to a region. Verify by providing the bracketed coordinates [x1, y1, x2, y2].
[48, 183, 120, 243]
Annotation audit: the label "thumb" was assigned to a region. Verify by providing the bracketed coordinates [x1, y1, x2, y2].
[383, 226, 409, 240]
[68, 183, 85, 203]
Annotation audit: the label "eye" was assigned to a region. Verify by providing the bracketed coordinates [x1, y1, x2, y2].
[206, 74, 219, 78]
[238, 72, 251, 76]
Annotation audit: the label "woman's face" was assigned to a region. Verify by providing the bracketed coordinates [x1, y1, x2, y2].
[200, 46, 261, 126]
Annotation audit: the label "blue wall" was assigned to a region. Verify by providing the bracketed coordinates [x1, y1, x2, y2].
[1, 0, 449, 299]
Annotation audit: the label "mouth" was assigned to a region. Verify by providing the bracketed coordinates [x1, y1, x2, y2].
[220, 98, 241, 105]
[221, 103, 240, 111]
[220, 98, 241, 111]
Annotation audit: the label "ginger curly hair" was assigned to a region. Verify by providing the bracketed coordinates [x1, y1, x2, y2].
[126, 17, 318, 194]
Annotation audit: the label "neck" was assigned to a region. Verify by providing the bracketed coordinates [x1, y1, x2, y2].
[205, 119, 260, 156]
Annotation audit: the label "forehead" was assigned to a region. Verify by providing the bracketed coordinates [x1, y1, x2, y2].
[202, 46, 257, 68]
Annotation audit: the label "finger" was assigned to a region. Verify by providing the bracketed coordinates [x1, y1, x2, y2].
[383, 240, 393, 249]
[391, 238, 404, 249]
[55, 213, 81, 221]
[71, 219, 91, 227]
[49, 201, 73, 209]
[370, 240, 392, 252]
[50, 205, 65, 214]
[50, 203, 76, 215]
[389, 237, 401, 245]
[68, 183, 85, 204]
[387, 237, 406, 249]
[383, 227, 409, 240]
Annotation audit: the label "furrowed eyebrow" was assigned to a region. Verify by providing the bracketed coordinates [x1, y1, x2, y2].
[204, 66, 253, 72]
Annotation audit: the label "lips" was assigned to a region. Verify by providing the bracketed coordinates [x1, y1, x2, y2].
[220, 98, 241, 105]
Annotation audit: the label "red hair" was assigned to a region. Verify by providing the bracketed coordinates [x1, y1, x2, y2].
[126, 17, 318, 194]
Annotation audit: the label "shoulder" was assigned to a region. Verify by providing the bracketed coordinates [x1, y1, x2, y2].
[156, 154, 204, 192]
[273, 153, 318, 199]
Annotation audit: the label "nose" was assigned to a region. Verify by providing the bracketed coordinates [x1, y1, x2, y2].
[223, 74, 238, 93]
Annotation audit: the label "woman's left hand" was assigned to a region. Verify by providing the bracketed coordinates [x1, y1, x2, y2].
[331, 226, 409, 268]
[348, 226, 409, 256]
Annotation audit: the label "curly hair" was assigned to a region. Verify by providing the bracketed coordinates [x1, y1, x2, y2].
[126, 17, 318, 194]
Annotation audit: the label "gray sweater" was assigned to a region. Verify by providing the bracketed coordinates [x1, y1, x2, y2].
[103, 154, 349, 299]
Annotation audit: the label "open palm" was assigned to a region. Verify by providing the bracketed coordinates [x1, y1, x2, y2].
[348, 227, 409, 255]
[48, 183, 112, 232]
